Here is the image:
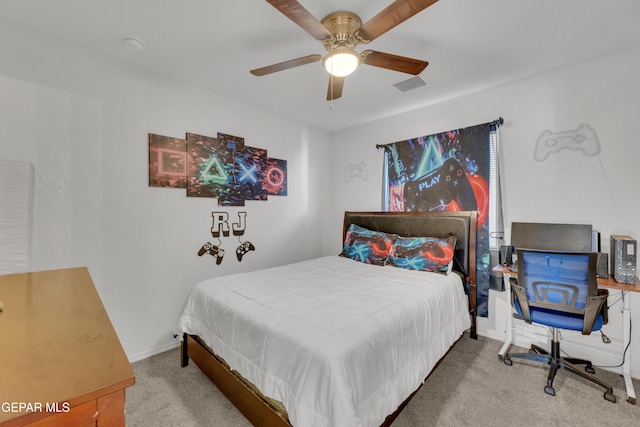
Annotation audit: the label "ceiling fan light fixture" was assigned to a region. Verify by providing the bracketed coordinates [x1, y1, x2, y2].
[323, 50, 360, 77]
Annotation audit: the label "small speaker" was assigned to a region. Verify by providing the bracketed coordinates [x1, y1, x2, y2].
[596, 253, 608, 278]
[611, 235, 637, 284]
[499, 245, 514, 266]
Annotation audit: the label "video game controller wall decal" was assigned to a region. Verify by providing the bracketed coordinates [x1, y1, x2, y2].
[197, 241, 225, 265]
[198, 211, 256, 264]
[236, 240, 255, 262]
[344, 162, 368, 182]
[534, 124, 601, 162]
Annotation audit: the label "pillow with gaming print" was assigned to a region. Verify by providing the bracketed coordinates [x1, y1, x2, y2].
[388, 235, 457, 274]
[340, 224, 398, 266]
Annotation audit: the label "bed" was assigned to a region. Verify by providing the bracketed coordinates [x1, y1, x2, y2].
[176, 211, 477, 427]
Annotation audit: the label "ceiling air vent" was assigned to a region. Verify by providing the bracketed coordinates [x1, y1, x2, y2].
[393, 76, 430, 93]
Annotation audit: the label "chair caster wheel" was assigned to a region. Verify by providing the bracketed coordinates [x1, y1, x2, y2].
[604, 392, 616, 403]
[585, 366, 595, 374]
[503, 358, 512, 366]
[544, 386, 555, 396]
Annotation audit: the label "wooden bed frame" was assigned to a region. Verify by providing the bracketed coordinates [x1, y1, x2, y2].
[181, 211, 478, 426]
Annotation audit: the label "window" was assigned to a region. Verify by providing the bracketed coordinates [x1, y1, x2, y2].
[488, 125, 504, 250]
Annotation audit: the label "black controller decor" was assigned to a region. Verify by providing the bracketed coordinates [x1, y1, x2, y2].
[197, 242, 225, 265]
[403, 158, 477, 212]
[198, 211, 257, 264]
[236, 241, 255, 262]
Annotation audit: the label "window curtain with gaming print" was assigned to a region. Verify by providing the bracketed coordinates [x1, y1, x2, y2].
[380, 120, 502, 317]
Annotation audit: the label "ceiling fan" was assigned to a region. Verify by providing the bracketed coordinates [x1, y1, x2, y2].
[250, 0, 438, 100]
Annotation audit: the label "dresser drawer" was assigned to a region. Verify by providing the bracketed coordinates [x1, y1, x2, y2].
[27, 401, 96, 427]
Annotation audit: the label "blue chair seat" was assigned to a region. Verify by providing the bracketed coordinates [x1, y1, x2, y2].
[514, 299, 604, 332]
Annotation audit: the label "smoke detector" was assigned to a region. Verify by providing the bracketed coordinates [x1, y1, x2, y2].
[122, 36, 145, 52]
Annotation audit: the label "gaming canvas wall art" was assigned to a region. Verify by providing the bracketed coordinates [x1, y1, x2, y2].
[263, 157, 287, 196]
[148, 134, 187, 188]
[150, 131, 287, 206]
[239, 146, 269, 201]
[186, 132, 228, 199]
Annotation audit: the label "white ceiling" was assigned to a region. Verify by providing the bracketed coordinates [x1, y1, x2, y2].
[1, 0, 639, 132]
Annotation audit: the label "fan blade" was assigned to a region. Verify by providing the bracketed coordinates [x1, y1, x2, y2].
[361, 50, 428, 75]
[358, 0, 439, 42]
[266, 0, 333, 40]
[327, 76, 345, 101]
[250, 54, 323, 76]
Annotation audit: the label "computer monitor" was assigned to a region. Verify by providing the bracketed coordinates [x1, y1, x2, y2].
[511, 222, 593, 252]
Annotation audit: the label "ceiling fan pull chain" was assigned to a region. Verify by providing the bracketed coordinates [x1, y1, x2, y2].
[329, 69, 334, 110]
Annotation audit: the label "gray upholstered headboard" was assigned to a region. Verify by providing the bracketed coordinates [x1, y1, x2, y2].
[343, 211, 477, 279]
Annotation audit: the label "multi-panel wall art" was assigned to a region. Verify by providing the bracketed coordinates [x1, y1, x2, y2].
[148, 134, 188, 188]
[149, 132, 287, 206]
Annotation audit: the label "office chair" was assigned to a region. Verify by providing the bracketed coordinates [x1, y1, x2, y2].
[503, 249, 616, 402]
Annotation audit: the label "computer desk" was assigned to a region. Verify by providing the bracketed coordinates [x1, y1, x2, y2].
[493, 264, 638, 404]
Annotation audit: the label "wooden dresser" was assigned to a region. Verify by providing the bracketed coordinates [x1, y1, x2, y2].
[0, 267, 135, 426]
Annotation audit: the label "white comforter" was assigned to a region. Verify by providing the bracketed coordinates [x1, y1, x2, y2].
[176, 255, 471, 427]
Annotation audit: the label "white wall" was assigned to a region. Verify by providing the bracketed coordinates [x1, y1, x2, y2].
[0, 22, 331, 361]
[329, 47, 640, 379]
[0, 76, 104, 279]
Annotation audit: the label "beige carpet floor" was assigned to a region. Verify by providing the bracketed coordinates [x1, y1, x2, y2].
[126, 333, 639, 426]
